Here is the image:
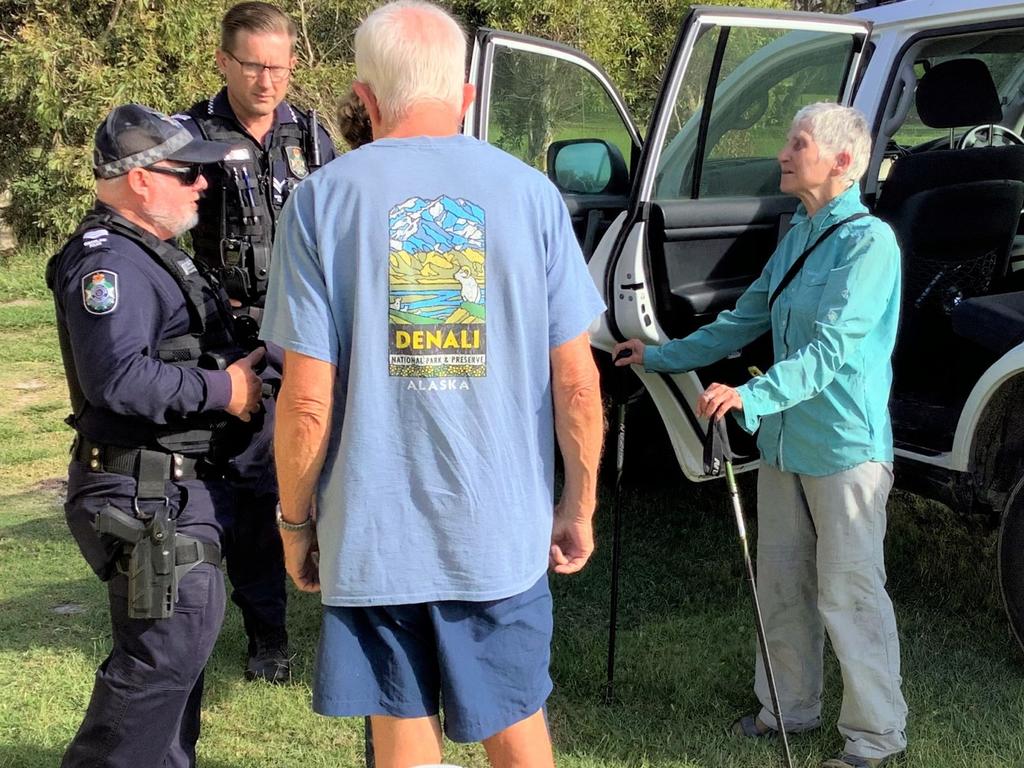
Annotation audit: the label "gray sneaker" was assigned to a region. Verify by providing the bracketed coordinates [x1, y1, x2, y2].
[820, 752, 902, 768]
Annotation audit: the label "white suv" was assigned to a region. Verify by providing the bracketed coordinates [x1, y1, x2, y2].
[462, 0, 1024, 648]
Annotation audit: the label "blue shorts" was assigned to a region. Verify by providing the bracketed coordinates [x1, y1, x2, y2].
[312, 574, 553, 742]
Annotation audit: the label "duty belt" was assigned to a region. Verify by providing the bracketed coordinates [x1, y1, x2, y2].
[73, 436, 201, 481]
[77, 432, 225, 619]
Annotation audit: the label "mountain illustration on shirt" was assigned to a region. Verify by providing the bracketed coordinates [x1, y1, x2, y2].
[388, 195, 487, 378]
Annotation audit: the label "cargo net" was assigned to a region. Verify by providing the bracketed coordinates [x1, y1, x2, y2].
[904, 248, 998, 317]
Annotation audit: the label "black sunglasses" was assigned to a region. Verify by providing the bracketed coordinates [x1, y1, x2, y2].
[146, 164, 204, 185]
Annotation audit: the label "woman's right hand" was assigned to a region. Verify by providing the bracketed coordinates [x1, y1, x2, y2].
[612, 339, 644, 366]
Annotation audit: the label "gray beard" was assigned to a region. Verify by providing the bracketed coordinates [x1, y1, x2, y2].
[146, 206, 199, 239]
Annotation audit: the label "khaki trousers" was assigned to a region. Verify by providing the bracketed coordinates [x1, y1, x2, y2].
[753, 461, 908, 759]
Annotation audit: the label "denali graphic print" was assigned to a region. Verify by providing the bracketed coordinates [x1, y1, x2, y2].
[388, 195, 486, 378]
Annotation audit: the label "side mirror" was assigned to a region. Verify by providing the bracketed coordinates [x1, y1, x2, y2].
[546, 139, 629, 195]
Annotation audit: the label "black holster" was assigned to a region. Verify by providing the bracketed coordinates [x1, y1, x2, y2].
[90, 448, 221, 619]
[96, 502, 175, 619]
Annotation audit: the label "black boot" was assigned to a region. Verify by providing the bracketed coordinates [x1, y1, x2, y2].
[245, 628, 291, 684]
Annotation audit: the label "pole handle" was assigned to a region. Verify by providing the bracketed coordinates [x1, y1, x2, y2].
[702, 417, 733, 477]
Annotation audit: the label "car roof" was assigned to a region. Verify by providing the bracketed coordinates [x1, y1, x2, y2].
[853, 0, 1024, 27]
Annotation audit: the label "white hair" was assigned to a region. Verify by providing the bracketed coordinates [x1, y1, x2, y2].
[354, 0, 467, 126]
[792, 102, 872, 184]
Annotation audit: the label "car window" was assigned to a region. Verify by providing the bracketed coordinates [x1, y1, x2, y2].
[485, 44, 633, 175]
[653, 27, 861, 201]
[893, 52, 1024, 149]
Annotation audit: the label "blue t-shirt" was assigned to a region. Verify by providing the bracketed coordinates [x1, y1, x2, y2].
[261, 135, 605, 606]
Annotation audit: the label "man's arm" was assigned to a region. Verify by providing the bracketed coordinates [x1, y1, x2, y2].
[549, 331, 604, 575]
[275, 348, 336, 592]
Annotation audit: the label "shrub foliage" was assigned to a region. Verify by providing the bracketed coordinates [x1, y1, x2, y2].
[0, 0, 846, 246]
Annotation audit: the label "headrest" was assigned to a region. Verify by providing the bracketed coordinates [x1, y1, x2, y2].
[916, 58, 1002, 128]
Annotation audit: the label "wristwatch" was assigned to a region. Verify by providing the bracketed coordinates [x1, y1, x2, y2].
[276, 503, 312, 531]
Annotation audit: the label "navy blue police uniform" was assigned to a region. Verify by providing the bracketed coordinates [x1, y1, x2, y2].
[177, 88, 335, 306]
[48, 202, 259, 767]
[174, 88, 335, 679]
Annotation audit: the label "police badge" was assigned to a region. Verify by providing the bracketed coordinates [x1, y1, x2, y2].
[286, 146, 309, 179]
[82, 270, 119, 315]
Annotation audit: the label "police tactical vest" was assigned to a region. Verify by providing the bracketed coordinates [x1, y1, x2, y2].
[186, 100, 319, 307]
[46, 207, 250, 457]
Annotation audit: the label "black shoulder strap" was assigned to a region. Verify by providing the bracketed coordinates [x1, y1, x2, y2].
[768, 212, 870, 311]
[81, 209, 210, 333]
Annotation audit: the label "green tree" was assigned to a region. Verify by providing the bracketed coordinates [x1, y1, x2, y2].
[0, 0, 842, 246]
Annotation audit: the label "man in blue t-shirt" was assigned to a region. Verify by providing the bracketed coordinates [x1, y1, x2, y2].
[261, 1, 605, 763]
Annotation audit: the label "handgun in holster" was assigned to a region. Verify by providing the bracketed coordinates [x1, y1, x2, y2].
[95, 502, 176, 619]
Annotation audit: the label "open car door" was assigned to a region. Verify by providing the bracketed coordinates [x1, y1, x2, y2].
[464, 30, 641, 259]
[588, 7, 872, 479]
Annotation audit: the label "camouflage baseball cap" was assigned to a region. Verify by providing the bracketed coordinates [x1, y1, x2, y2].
[93, 104, 230, 179]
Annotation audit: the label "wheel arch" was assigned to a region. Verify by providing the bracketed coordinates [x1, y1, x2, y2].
[961, 359, 1024, 514]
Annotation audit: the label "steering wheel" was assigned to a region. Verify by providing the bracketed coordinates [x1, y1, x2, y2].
[957, 124, 1024, 149]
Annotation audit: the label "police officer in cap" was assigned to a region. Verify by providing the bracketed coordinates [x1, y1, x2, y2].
[49, 104, 265, 768]
[175, 1, 335, 683]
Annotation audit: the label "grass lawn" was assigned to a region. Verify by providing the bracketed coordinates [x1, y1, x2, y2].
[2, 245, 1024, 767]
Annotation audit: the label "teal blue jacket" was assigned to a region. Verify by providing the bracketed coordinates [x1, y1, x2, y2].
[643, 184, 901, 476]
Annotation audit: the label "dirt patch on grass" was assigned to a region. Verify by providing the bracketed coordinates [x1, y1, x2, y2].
[0, 298, 47, 308]
[14, 378, 47, 392]
[32, 476, 67, 497]
[0, 363, 66, 415]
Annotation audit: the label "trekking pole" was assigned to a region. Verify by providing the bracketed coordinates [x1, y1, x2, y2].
[705, 418, 793, 768]
[604, 399, 628, 704]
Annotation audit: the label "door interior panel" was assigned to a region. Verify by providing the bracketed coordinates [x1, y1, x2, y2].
[645, 195, 796, 458]
[648, 196, 797, 338]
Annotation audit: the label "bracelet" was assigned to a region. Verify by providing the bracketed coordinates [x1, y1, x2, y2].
[276, 503, 312, 531]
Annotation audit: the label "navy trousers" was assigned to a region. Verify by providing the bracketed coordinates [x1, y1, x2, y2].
[221, 395, 287, 640]
[221, 488, 287, 638]
[60, 565, 225, 768]
[60, 464, 227, 768]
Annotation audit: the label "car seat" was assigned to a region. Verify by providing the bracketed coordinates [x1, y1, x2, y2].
[877, 58, 1024, 219]
[877, 59, 1024, 391]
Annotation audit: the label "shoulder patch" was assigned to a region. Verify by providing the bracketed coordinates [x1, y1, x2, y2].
[286, 145, 309, 178]
[81, 270, 119, 315]
[176, 257, 198, 276]
[81, 228, 109, 248]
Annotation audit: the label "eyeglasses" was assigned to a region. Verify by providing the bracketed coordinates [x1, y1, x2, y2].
[223, 49, 293, 83]
[146, 164, 204, 186]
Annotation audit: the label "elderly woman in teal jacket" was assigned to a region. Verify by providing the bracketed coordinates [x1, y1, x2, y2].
[614, 102, 907, 768]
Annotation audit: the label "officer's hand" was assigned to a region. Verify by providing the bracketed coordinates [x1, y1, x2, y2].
[612, 339, 644, 366]
[226, 347, 266, 421]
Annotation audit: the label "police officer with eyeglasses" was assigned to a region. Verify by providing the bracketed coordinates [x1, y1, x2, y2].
[49, 104, 267, 768]
[174, 1, 336, 684]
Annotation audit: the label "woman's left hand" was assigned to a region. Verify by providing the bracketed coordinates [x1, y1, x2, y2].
[698, 382, 743, 421]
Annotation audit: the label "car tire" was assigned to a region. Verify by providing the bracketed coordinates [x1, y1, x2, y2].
[997, 474, 1024, 653]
